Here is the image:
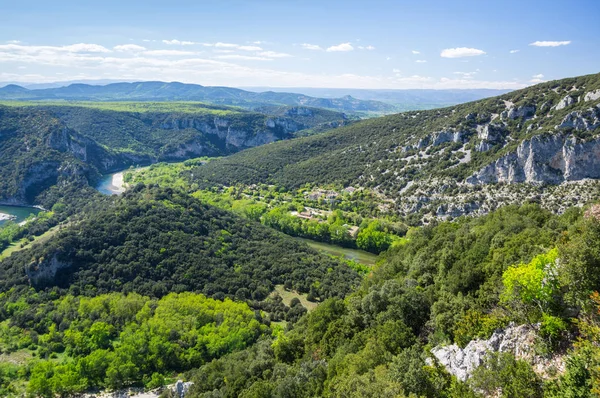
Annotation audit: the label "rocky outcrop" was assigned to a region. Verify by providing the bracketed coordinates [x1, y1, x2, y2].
[557, 107, 600, 131]
[174, 380, 194, 398]
[158, 115, 298, 150]
[468, 132, 600, 184]
[475, 123, 508, 152]
[502, 105, 536, 120]
[432, 323, 562, 381]
[584, 89, 600, 102]
[554, 95, 575, 110]
[26, 253, 71, 286]
[415, 129, 469, 149]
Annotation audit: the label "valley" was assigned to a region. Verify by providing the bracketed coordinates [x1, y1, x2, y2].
[1, 73, 600, 398]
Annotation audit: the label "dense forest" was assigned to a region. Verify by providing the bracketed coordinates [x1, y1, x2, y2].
[0, 185, 361, 301]
[180, 203, 600, 397]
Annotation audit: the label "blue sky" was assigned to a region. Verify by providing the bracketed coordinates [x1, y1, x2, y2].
[1, 0, 598, 89]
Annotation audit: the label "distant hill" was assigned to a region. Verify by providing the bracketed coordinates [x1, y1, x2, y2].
[243, 87, 511, 111]
[0, 81, 397, 114]
[192, 72, 600, 223]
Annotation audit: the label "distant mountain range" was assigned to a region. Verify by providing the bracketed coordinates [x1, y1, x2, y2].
[0, 80, 513, 114]
[0, 81, 397, 114]
[243, 87, 512, 111]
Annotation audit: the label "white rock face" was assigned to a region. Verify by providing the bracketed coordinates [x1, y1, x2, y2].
[506, 105, 536, 120]
[584, 89, 600, 102]
[558, 108, 600, 131]
[554, 95, 575, 110]
[468, 132, 600, 185]
[431, 324, 538, 381]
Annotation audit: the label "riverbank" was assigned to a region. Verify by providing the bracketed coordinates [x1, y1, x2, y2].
[96, 172, 126, 195]
[0, 212, 16, 222]
[0, 205, 41, 226]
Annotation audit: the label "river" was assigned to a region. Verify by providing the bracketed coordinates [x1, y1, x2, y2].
[293, 237, 379, 265]
[0, 205, 42, 226]
[95, 169, 379, 266]
[96, 171, 127, 195]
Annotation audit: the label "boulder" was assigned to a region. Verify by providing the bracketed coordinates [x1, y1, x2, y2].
[554, 95, 575, 110]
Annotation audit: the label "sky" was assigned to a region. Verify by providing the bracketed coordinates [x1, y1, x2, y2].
[0, 0, 599, 89]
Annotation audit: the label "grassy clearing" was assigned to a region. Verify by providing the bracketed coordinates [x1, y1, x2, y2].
[274, 285, 319, 312]
[0, 223, 66, 260]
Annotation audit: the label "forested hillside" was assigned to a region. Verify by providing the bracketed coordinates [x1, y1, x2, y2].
[0, 102, 347, 204]
[192, 73, 600, 223]
[0, 185, 360, 300]
[180, 203, 600, 397]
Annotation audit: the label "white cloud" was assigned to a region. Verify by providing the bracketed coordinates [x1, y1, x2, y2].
[214, 42, 238, 48]
[238, 45, 263, 51]
[453, 71, 477, 78]
[392, 68, 401, 73]
[63, 43, 111, 53]
[509, 49, 520, 53]
[213, 54, 271, 61]
[114, 44, 146, 52]
[530, 73, 546, 83]
[258, 51, 292, 58]
[529, 40, 571, 47]
[0, 41, 531, 90]
[326, 42, 354, 52]
[143, 50, 196, 56]
[411, 50, 420, 54]
[0, 43, 111, 55]
[358, 45, 375, 50]
[6, 40, 21, 44]
[301, 43, 323, 51]
[440, 47, 486, 58]
[162, 39, 195, 45]
[415, 60, 427, 63]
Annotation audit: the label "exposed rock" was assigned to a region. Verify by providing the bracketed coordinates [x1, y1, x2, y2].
[468, 132, 600, 184]
[506, 105, 536, 120]
[557, 108, 600, 131]
[475, 123, 507, 152]
[175, 380, 194, 398]
[26, 253, 71, 286]
[554, 95, 575, 110]
[430, 130, 468, 146]
[432, 323, 563, 381]
[540, 101, 552, 113]
[585, 204, 600, 220]
[584, 89, 600, 102]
